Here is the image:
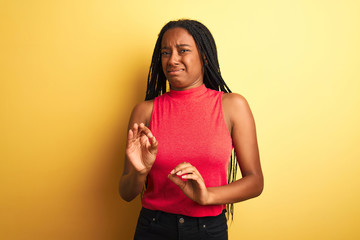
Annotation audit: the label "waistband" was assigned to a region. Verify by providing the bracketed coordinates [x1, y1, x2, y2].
[140, 207, 226, 228]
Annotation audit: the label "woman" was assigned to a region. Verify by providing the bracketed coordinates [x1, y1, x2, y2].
[119, 19, 263, 240]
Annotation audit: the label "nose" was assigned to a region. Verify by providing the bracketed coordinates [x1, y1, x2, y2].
[168, 52, 179, 66]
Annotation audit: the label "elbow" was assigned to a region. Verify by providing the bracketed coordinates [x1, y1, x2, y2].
[120, 193, 134, 202]
[119, 182, 135, 202]
[119, 189, 136, 202]
[255, 184, 263, 197]
[254, 175, 264, 197]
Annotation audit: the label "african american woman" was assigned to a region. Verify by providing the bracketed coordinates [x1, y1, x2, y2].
[119, 19, 264, 240]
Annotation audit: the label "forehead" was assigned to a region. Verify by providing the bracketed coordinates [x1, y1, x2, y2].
[161, 27, 196, 47]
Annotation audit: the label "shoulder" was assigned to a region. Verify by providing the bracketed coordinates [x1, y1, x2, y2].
[222, 93, 254, 125]
[222, 92, 251, 112]
[133, 99, 154, 113]
[129, 100, 154, 127]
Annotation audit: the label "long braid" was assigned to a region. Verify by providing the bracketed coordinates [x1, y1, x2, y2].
[144, 19, 238, 221]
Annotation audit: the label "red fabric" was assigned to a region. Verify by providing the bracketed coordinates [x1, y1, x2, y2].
[142, 84, 233, 217]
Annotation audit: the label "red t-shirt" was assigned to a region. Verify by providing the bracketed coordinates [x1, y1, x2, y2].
[142, 84, 233, 217]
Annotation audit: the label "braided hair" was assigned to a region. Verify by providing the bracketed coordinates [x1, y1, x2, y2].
[145, 19, 238, 221]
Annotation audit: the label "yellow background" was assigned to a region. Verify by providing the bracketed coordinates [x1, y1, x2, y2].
[1, 0, 359, 239]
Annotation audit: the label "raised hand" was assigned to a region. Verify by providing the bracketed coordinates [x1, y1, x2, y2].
[126, 123, 158, 175]
[168, 162, 209, 205]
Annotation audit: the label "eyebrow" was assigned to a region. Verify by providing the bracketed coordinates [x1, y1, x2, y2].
[161, 44, 191, 50]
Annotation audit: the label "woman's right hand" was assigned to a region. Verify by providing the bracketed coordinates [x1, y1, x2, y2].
[126, 123, 158, 175]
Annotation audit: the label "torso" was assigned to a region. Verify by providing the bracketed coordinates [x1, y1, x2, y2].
[141, 85, 233, 216]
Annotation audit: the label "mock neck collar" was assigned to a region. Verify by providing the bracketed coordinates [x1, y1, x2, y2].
[168, 84, 207, 98]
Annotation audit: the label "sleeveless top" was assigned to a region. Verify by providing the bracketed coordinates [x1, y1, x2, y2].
[142, 84, 233, 217]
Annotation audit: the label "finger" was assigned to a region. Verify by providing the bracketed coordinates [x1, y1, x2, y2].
[181, 172, 201, 181]
[181, 171, 206, 187]
[174, 165, 204, 183]
[170, 162, 193, 175]
[168, 174, 186, 188]
[127, 129, 134, 146]
[173, 166, 199, 176]
[132, 123, 139, 137]
[180, 174, 206, 192]
[148, 136, 158, 155]
[149, 136, 158, 150]
[138, 123, 154, 139]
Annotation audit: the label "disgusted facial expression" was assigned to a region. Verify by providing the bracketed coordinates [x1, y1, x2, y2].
[161, 27, 204, 91]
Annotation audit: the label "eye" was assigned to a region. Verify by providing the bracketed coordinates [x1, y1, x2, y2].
[161, 51, 170, 56]
[180, 49, 190, 53]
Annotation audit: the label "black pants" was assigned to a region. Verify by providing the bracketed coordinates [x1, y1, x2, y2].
[134, 208, 228, 240]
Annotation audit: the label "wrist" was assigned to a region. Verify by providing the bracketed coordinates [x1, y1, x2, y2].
[204, 187, 216, 205]
[131, 167, 149, 178]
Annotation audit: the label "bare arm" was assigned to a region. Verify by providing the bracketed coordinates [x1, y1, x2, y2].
[207, 93, 263, 204]
[119, 100, 156, 202]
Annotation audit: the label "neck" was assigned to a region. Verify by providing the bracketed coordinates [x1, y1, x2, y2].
[169, 79, 204, 91]
[168, 84, 207, 98]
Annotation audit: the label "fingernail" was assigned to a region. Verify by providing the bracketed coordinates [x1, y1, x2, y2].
[176, 171, 182, 176]
[148, 133, 153, 138]
[181, 175, 187, 179]
[170, 170, 175, 174]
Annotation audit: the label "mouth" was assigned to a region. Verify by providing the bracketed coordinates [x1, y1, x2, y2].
[167, 69, 184, 75]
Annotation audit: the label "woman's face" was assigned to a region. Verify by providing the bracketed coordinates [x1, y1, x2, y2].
[161, 27, 204, 90]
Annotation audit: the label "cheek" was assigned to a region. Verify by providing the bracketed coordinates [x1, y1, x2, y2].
[190, 55, 203, 68]
[190, 57, 203, 73]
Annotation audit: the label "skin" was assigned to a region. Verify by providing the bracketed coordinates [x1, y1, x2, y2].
[119, 27, 264, 205]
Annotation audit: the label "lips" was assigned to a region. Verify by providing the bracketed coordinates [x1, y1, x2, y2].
[167, 69, 184, 75]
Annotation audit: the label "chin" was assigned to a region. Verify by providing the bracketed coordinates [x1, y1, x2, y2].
[168, 80, 185, 88]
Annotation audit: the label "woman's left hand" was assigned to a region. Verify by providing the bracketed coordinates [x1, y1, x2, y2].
[168, 162, 209, 205]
